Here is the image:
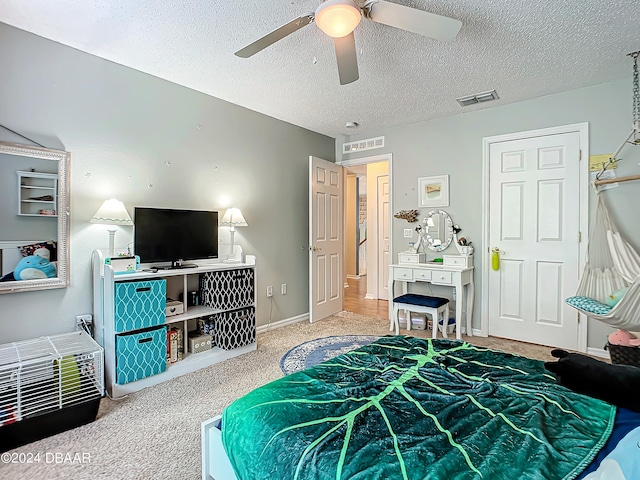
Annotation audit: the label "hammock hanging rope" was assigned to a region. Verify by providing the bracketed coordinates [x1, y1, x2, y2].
[566, 193, 640, 330]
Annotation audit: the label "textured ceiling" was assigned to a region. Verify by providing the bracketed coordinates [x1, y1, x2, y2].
[2, 1, 640, 138]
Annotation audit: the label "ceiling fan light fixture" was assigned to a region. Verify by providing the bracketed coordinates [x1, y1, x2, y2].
[315, 0, 362, 38]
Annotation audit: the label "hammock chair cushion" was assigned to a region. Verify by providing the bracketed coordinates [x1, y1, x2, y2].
[566, 296, 612, 315]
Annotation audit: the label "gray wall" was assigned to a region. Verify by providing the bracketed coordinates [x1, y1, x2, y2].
[340, 79, 640, 349]
[0, 23, 335, 343]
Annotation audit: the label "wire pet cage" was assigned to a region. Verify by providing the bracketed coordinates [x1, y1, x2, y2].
[0, 330, 104, 452]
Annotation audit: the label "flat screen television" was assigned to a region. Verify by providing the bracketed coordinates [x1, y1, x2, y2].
[134, 207, 218, 268]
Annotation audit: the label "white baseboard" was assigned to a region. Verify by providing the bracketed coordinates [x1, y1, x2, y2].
[586, 346, 609, 359]
[364, 293, 376, 300]
[346, 275, 361, 280]
[256, 313, 309, 334]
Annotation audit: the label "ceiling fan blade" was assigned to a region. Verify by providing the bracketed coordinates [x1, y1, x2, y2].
[235, 13, 314, 58]
[367, 0, 461, 41]
[334, 32, 359, 85]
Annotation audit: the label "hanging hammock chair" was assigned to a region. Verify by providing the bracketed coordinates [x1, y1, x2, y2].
[566, 193, 640, 330]
[566, 51, 640, 329]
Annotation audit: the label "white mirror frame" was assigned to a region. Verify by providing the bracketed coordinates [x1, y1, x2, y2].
[0, 141, 70, 294]
[423, 209, 454, 252]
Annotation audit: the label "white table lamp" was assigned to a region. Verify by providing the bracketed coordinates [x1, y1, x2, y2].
[90, 199, 134, 257]
[220, 208, 248, 263]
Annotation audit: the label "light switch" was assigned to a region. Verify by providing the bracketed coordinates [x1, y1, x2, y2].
[404, 228, 413, 238]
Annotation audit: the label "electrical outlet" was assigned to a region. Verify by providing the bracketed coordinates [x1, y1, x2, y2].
[266, 285, 273, 297]
[404, 228, 413, 238]
[281, 283, 287, 295]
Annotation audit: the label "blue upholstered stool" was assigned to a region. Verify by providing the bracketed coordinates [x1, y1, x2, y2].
[391, 294, 452, 339]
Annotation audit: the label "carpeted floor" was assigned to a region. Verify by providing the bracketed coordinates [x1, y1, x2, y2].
[0, 311, 558, 480]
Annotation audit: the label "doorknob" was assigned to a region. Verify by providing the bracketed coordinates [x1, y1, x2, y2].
[310, 245, 323, 251]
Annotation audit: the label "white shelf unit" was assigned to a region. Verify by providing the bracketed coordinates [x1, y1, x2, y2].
[17, 170, 58, 217]
[92, 251, 257, 398]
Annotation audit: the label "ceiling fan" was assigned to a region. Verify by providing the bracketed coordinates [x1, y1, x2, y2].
[235, 0, 462, 85]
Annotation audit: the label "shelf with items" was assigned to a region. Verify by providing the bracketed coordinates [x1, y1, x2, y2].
[17, 170, 58, 217]
[92, 250, 257, 398]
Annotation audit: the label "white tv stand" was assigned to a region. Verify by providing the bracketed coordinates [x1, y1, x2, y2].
[92, 250, 257, 398]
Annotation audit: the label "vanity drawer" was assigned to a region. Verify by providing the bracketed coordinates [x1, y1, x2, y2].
[398, 253, 426, 264]
[431, 271, 453, 285]
[393, 268, 414, 282]
[413, 269, 432, 281]
[443, 255, 473, 268]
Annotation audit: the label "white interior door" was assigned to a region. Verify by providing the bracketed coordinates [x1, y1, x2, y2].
[309, 156, 343, 322]
[487, 130, 582, 349]
[377, 175, 389, 300]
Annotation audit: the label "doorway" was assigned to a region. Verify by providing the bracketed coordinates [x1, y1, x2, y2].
[341, 153, 392, 312]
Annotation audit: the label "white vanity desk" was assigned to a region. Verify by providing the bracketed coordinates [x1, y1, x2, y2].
[388, 263, 475, 336]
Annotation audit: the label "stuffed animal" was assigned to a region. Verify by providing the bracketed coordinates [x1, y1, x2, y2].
[608, 329, 640, 347]
[544, 349, 640, 412]
[605, 287, 629, 307]
[13, 254, 57, 280]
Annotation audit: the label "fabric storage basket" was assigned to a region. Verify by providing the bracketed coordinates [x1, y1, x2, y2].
[115, 326, 167, 384]
[200, 268, 254, 311]
[605, 342, 640, 367]
[114, 279, 166, 333]
[213, 307, 255, 350]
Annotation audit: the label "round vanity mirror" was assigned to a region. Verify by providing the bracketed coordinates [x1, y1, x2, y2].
[422, 210, 454, 252]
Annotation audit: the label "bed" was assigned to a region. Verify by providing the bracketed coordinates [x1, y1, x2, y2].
[202, 336, 640, 480]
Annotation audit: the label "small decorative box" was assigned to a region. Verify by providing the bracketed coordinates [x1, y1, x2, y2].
[398, 252, 426, 264]
[105, 256, 138, 273]
[165, 300, 184, 317]
[188, 332, 212, 354]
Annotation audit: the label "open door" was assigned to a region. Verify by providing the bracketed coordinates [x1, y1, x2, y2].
[309, 156, 344, 322]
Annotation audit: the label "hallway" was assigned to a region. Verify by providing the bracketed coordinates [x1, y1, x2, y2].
[343, 277, 388, 320]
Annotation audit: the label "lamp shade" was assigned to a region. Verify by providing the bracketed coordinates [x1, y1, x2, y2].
[315, 0, 361, 38]
[90, 199, 133, 225]
[220, 208, 248, 227]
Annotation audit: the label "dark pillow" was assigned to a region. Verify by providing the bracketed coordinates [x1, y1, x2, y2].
[544, 349, 640, 412]
[18, 241, 57, 262]
[0, 272, 16, 282]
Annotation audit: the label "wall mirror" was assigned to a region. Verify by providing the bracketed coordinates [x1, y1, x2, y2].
[0, 141, 70, 294]
[423, 210, 454, 252]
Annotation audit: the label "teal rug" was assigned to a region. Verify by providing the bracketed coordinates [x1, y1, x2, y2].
[280, 335, 380, 375]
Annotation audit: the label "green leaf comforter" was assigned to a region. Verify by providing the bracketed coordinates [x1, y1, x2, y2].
[222, 336, 615, 480]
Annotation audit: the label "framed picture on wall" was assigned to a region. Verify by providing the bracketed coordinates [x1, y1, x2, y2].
[418, 175, 449, 208]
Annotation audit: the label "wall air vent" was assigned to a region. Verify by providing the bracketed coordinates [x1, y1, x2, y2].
[343, 136, 385, 154]
[456, 90, 499, 107]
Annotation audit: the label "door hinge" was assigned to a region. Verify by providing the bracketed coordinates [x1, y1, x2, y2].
[578, 149, 582, 161]
[578, 231, 582, 243]
[577, 312, 581, 323]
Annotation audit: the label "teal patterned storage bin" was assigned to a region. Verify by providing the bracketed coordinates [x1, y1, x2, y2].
[114, 279, 166, 333]
[115, 327, 167, 384]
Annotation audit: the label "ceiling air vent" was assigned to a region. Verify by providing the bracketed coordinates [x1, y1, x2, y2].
[456, 90, 499, 107]
[343, 136, 385, 154]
